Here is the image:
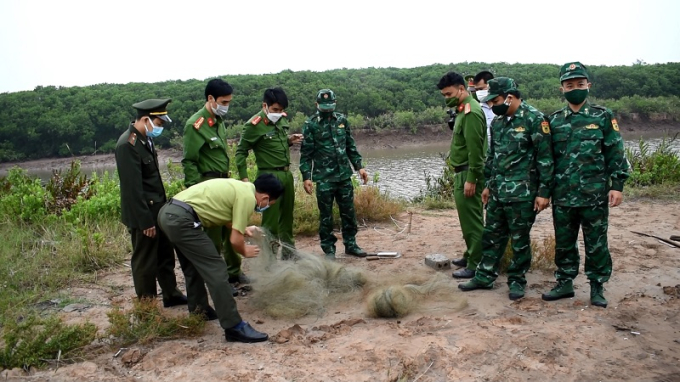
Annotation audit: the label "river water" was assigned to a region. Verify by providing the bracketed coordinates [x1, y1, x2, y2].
[3, 132, 679, 201]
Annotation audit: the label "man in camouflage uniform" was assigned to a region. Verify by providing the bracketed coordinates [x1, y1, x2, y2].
[236, 88, 302, 260]
[299, 89, 369, 259]
[542, 62, 630, 308]
[437, 72, 487, 278]
[115, 98, 186, 306]
[458, 78, 554, 300]
[183, 79, 244, 288]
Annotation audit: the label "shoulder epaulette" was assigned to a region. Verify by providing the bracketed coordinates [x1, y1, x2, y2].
[250, 116, 262, 125]
[127, 132, 137, 146]
[590, 104, 613, 115]
[193, 117, 205, 130]
[464, 103, 471, 114]
[548, 107, 566, 117]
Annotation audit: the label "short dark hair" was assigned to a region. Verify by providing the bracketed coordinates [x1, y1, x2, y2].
[473, 71, 494, 85]
[263, 87, 288, 109]
[437, 72, 465, 90]
[204, 79, 233, 101]
[501, 90, 522, 99]
[253, 173, 284, 200]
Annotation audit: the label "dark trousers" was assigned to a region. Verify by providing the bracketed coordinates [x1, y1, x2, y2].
[128, 204, 183, 300]
[158, 203, 242, 329]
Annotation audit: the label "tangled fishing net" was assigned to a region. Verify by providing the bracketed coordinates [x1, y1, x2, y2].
[247, 231, 367, 319]
[246, 229, 466, 319]
[364, 273, 466, 318]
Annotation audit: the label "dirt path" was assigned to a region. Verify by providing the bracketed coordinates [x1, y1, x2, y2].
[7, 200, 680, 382]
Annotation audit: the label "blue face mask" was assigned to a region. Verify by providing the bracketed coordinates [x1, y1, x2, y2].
[255, 199, 270, 213]
[146, 119, 164, 138]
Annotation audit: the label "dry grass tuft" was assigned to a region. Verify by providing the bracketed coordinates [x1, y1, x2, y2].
[499, 235, 556, 274]
[106, 298, 205, 346]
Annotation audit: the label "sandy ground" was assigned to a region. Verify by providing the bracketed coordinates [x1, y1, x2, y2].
[4, 199, 680, 382]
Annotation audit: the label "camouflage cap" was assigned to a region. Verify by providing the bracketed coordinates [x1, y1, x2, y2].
[132, 98, 172, 122]
[559, 62, 589, 82]
[481, 77, 518, 103]
[316, 89, 336, 103]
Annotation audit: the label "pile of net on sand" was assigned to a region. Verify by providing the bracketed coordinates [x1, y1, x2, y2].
[247, 232, 367, 319]
[246, 230, 466, 319]
[364, 272, 467, 318]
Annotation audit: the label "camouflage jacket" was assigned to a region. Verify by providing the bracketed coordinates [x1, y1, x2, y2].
[548, 102, 630, 207]
[299, 111, 363, 183]
[485, 101, 554, 203]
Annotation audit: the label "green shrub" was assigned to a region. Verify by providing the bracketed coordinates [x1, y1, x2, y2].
[0, 168, 47, 222]
[0, 316, 96, 369]
[626, 135, 680, 187]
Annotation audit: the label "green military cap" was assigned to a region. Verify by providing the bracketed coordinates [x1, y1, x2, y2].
[481, 77, 518, 103]
[559, 62, 589, 82]
[464, 75, 475, 87]
[132, 98, 172, 122]
[316, 89, 336, 112]
[316, 89, 336, 103]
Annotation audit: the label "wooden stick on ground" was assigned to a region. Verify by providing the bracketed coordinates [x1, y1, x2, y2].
[630, 231, 680, 248]
[670, 235, 680, 242]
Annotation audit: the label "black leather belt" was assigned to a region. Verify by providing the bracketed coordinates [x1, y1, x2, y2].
[202, 171, 231, 178]
[168, 198, 199, 222]
[260, 166, 289, 172]
[454, 165, 469, 173]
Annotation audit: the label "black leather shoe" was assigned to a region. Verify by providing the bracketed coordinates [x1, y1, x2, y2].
[345, 247, 367, 257]
[451, 257, 467, 267]
[452, 268, 475, 279]
[163, 294, 188, 308]
[225, 322, 268, 343]
[191, 306, 218, 321]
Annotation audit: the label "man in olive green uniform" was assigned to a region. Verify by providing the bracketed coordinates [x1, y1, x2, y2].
[236, 88, 301, 260]
[437, 72, 487, 278]
[458, 78, 554, 300]
[114, 98, 186, 306]
[541, 62, 630, 308]
[182, 79, 245, 285]
[299, 89, 369, 259]
[158, 174, 283, 343]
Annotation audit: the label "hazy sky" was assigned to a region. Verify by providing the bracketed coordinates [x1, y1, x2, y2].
[1, 0, 678, 93]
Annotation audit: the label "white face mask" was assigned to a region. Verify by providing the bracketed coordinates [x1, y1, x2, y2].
[212, 104, 229, 117]
[267, 112, 283, 124]
[265, 106, 284, 124]
[476, 89, 489, 101]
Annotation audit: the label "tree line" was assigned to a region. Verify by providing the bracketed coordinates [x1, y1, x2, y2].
[0, 61, 679, 162]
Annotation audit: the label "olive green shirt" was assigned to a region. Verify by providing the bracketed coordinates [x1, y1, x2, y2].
[182, 106, 230, 187]
[449, 95, 487, 183]
[235, 111, 291, 180]
[173, 178, 256, 234]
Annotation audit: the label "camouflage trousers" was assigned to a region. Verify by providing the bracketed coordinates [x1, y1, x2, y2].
[552, 204, 612, 284]
[315, 179, 358, 255]
[474, 199, 536, 286]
